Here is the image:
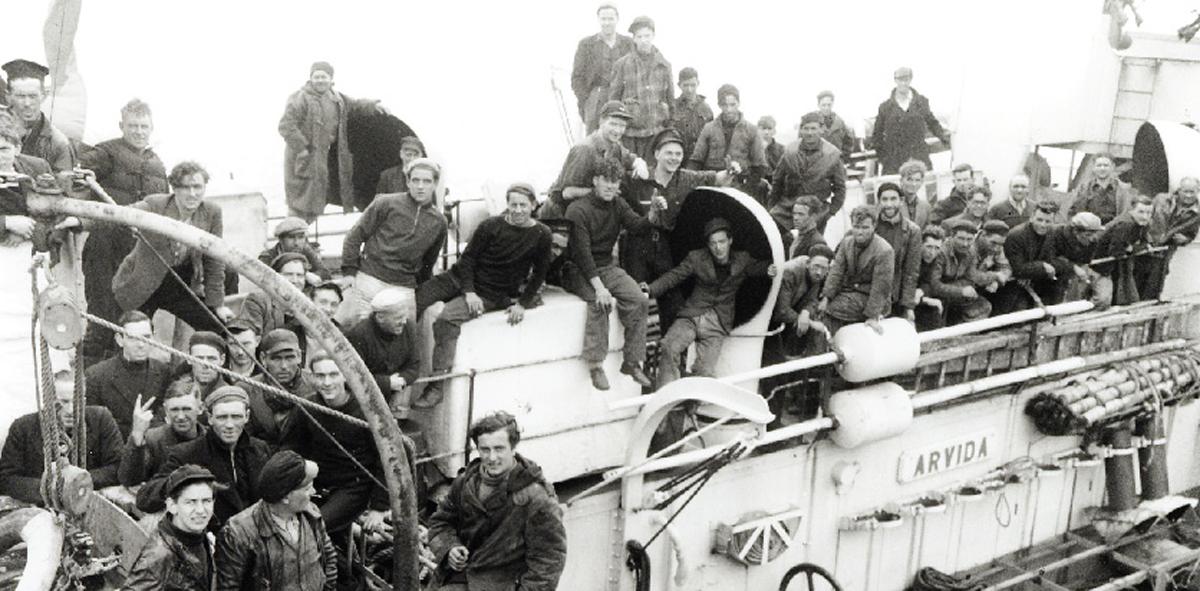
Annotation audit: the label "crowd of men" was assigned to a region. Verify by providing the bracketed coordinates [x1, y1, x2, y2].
[1, 3, 1199, 588]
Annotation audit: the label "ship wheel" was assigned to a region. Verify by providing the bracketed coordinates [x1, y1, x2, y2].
[779, 563, 843, 591]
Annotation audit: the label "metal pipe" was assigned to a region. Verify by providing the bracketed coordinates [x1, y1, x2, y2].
[1104, 422, 1138, 512]
[917, 301, 1093, 343]
[1136, 412, 1169, 501]
[624, 417, 834, 478]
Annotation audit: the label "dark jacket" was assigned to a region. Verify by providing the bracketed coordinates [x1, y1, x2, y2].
[821, 112, 858, 156]
[571, 33, 634, 113]
[375, 164, 408, 195]
[247, 371, 314, 447]
[343, 315, 421, 399]
[872, 88, 947, 174]
[281, 395, 387, 511]
[1149, 191, 1200, 246]
[987, 199, 1031, 233]
[257, 242, 331, 280]
[822, 234, 895, 321]
[341, 192, 447, 288]
[875, 214, 923, 309]
[1069, 178, 1133, 225]
[84, 355, 172, 438]
[1005, 222, 1054, 281]
[930, 186, 970, 226]
[125, 517, 214, 591]
[118, 424, 206, 487]
[927, 245, 983, 303]
[769, 139, 846, 229]
[689, 114, 767, 174]
[20, 112, 74, 172]
[105, 192, 226, 310]
[607, 47, 672, 137]
[77, 138, 168, 205]
[137, 429, 271, 529]
[1042, 225, 1096, 279]
[648, 249, 769, 331]
[546, 130, 638, 208]
[428, 455, 566, 591]
[670, 95, 714, 161]
[786, 226, 829, 261]
[0, 407, 124, 504]
[774, 257, 824, 325]
[214, 501, 338, 591]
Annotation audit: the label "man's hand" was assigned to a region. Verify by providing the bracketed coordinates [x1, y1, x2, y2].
[362, 510, 393, 537]
[985, 281, 999, 293]
[866, 316, 885, 334]
[8, 216, 36, 238]
[926, 297, 944, 313]
[631, 158, 649, 180]
[727, 160, 743, 176]
[447, 546, 470, 571]
[795, 319, 811, 337]
[767, 264, 778, 277]
[506, 303, 525, 325]
[817, 298, 828, 314]
[1042, 262, 1057, 280]
[595, 286, 613, 313]
[962, 286, 978, 299]
[389, 374, 407, 392]
[129, 394, 156, 447]
[464, 292, 485, 317]
[811, 320, 830, 338]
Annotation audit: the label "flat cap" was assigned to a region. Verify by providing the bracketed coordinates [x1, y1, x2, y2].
[189, 331, 227, 357]
[270, 251, 309, 272]
[628, 15, 654, 33]
[894, 66, 913, 79]
[163, 464, 217, 498]
[703, 217, 731, 239]
[2, 59, 49, 82]
[310, 61, 334, 76]
[946, 218, 980, 235]
[273, 217, 308, 238]
[982, 220, 1011, 235]
[371, 288, 414, 312]
[1071, 212, 1104, 232]
[599, 100, 632, 121]
[259, 328, 301, 355]
[800, 111, 825, 126]
[651, 128, 684, 151]
[205, 384, 249, 411]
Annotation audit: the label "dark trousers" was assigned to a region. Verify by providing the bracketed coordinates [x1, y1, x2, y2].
[416, 274, 509, 374]
[318, 477, 375, 540]
[81, 227, 136, 366]
[138, 262, 224, 333]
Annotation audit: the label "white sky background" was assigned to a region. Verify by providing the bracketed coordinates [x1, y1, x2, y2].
[3, 0, 1198, 211]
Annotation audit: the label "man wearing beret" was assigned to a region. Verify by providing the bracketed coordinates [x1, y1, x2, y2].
[248, 328, 314, 446]
[543, 100, 649, 220]
[2, 59, 74, 172]
[415, 183, 552, 407]
[279, 61, 385, 221]
[770, 111, 847, 234]
[689, 84, 768, 201]
[645, 218, 775, 387]
[428, 412, 566, 591]
[344, 289, 421, 412]
[216, 450, 338, 591]
[572, 3, 633, 134]
[608, 15, 672, 161]
[125, 465, 217, 591]
[258, 216, 331, 285]
[1043, 212, 1107, 306]
[137, 385, 271, 530]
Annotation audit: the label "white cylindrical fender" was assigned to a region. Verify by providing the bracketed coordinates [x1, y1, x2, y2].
[831, 318, 920, 383]
[828, 382, 914, 449]
[15, 510, 64, 591]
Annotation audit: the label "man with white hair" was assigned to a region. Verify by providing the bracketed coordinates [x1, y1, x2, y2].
[340, 158, 448, 326]
[988, 175, 1035, 231]
[344, 289, 421, 412]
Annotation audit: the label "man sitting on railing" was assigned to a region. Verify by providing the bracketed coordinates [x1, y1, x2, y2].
[542, 100, 648, 221]
[819, 205, 895, 337]
[1093, 195, 1155, 306]
[773, 243, 834, 357]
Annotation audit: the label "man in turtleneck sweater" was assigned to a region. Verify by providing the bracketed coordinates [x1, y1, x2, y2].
[607, 15, 672, 161]
[85, 310, 172, 438]
[125, 465, 218, 591]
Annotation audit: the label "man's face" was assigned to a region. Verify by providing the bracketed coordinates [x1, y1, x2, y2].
[399, 146, 422, 166]
[312, 289, 342, 319]
[1092, 157, 1114, 181]
[0, 137, 16, 172]
[117, 320, 153, 363]
[1075, 227, 1101, 246]
[263, 349, 301, 384]
[279, 233, 307, 252]
[167, 482, 214, 535]
[311, 359, 349, 406]
[1009, 176, 1030, 203]
[209, 400, 248, 447]
[163, 394, 201, 436]
[792, 203, 814, 232]
[407, 168, 437, 205]
[1130, 203, 1153, 226]
[278, 260, 307, 291]
[983, 233, 1005, 253]
[921, 237, 944, 263]
[632, 27, 654, 53]
[597, 7, 618, 36]
[550, 232, 569, 260]
[54, 379, 74, 426]
[1030, 211, 1054, 236]
[807, 255, 831, 282]
[190, 344, 224, 385]
[506, 191, 536, 226]
[1179, 179, 1200, 205]
[951, 230, 974, 253]
[953, 170, 974, 194]
[655, 142, 684, 173]
[798, 122, 822, 145]
[878, 190, 902, 219]
[475, 430, 517, 478]
[600, 116, 628, 143]
[759, 122, 777, 142]
[901, 171, 925, 196]
[593, 176, 620, 201]
[374, 308, 409, 336]
[894, 73, 912, 92]
[120, 114, 153, 150]
[284, 472, 318, 513]
[8, 78, 44, 123]
[227, 330, 258, 369]
[719, 96, 740, 120]
[967, 192, 990, 217]
[173, 172, 208, 213]
[309, 70, 333, 94]
[851, 218, 875, 245]
[678, 78, 698, 100]
[818, 96, 834, 115]
[707, 230, 732, 263]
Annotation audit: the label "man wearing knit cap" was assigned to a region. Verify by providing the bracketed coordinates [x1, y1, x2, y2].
[137, 385, 270, 530]
[187, 330, 229, 401]
[340, 157, 448, 325]
[375, 135, 427, 194]
[873, 66, 951, 175]
[607, 15, 672, 161]
[689, 83, 768, 201]
[668, 67, 713, 161]
[544, 99, 649, 220]
[344, 289, 421, 413]
[248, 329, 313, 446]
[572, 3, 634, 133]
[770, 111, 847, 234]
[415, 182, 552, 407]
[125, 465, 217, 591]
[2, 59, 73, 172]
[280, 61, 387, 221]
[216, 450, 338, 591]
[258, 216, 331, 284]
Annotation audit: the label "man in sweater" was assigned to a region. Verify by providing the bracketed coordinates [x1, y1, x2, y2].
[565, 158, 658, 390]
[2, 59, 73, 172]
[339, 158, 447, 325]
[995, 201, 1060, 313]
[84, 310, 172, 438]
[344, 289, 421, 411]
[416, 183, 552, 407]
[646, 218, 774, 387]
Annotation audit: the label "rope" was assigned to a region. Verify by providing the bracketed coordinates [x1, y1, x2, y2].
[71, 345, 87, 467]
[644, 442, 743, 548]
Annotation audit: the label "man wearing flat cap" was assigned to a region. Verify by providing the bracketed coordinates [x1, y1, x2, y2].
[344, 289, 421, 413]
[689, 84, 769, 201]
[572, 3, 634, 134]
[125, 465, 217, 591]
[925, 219, 992, 326]
[2, 59, 74, 173]
[645, 218, 775, 387]
[216, 450, 338, 591]
[872, 66, 951, 175]
[247, 328, 314, 446]
[770, 111, 847, 234]
[258, 216, 331, 284]
[415, 183, 552, 407]
[608, 15, 672, 161]
[1043, 212, 1107, 306]
[138, 385, 271, 530]
[279, 61, 385, 221]
[543, 99, 649, 220]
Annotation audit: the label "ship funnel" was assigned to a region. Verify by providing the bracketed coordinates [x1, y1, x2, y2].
[1131, 121, 1200, 196]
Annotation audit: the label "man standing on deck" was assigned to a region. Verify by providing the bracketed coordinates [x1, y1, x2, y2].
[1044, 212, 1107, 306]
[769, 111, 846, 234]
[571, 3, 633, 134]
[988, 175, 1036, 231]
[689, 84, 768, 202]
[872, 66, 950, 175]
[669, 68, 713, 162]
[542, 100, 648, 220]
[259, 217, 331, 286]
[339, 158, 447, 325]
[1145, 177, 1200, 298]
[84, 310, 171, 438]
[1069, 154, 1132, 225]
[77, 99, 169, 366]
[2, 59, 73, 172]
[930, 163, 975, 226]
[817, 91, 858, 157]
[608, 15, 672, 161]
